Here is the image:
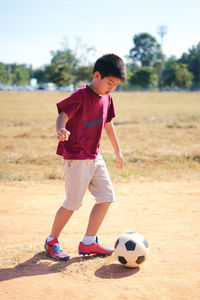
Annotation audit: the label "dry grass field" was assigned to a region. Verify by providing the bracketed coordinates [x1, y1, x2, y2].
[0, 91, 200, 182]
[0, 91, 200, 300]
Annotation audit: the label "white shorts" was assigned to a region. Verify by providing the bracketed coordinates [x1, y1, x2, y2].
[61, 154, 115, 211]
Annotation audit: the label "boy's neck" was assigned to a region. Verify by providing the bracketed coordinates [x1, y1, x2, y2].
[88, 83, 102, 97]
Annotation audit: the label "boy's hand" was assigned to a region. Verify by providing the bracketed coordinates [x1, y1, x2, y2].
[57, 128, 70, 141]
[115, 150, 124, 169]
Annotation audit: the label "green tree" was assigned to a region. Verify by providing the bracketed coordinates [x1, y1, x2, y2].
[0, 63, 8, 84]
[163, 58, 193, 88]
[129, 66, 158, 89]
[11, 64, 30, 85]
[46, 49, 78, 86]
[32, 68, 47, 83]
[75, 65, 93, 84]
[179, 42, 200, 88]
[129, 33, 162, 67]
[175, 64, 193, 88]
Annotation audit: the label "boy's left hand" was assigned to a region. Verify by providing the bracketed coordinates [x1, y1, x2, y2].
[115, 151, 124, 169]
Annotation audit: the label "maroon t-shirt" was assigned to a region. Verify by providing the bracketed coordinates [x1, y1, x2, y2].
[56, 85, 115, 159]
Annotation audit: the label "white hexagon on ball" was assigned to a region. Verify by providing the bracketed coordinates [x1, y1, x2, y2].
[114, 232, 149, 268]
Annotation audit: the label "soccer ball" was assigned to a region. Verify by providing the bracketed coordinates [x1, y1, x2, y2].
[114, 232, 149, 268]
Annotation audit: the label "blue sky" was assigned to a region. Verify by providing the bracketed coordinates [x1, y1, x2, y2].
[1, 0, 199, 68]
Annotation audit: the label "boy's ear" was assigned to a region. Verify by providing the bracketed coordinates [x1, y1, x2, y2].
[93, 71, 102, 80]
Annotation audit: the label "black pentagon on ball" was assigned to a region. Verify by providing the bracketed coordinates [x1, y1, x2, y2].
[143, 238, 149, 248]
[118, 256, 127, 264]
[125, 240, 136, 251]
[136, 255, 145, 264]
[114, 238, 119, 248]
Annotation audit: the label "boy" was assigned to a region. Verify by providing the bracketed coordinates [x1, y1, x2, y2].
[44, 54, 126, 260]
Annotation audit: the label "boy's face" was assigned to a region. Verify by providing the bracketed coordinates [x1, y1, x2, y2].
[92, 72, 120, 96]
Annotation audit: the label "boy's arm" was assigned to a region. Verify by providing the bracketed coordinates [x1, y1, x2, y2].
[104, 121, 123, 169]
[56, 111, 70, 141]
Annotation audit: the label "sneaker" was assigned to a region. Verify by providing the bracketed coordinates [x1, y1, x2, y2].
[44, 238, 70, 261]
[78, 237, 114, 256]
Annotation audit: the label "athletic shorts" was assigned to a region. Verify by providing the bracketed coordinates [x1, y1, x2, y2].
[61, 154, 115, 211]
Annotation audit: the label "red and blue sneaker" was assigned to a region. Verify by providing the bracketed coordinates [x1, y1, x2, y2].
[44, 238, 70, 261]
[78, 237, 114, 256]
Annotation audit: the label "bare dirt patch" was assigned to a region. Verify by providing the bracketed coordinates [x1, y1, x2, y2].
[0, 180, 199, 300]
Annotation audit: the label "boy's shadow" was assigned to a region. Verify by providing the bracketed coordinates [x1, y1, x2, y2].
[0, 252, 140, 282]
[0, 251, 97, 282]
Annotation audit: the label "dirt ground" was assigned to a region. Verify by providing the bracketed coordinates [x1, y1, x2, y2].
[0, 180, 199, 300]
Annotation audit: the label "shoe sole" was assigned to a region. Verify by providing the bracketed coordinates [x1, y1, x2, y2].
[47, 252, 70, 261]
[79, 251, 113, 256]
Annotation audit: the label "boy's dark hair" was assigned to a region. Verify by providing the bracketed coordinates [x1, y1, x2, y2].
[93, 54, 126, 81]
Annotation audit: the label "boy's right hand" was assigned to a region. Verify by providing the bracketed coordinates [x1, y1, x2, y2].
[57, 128, 71, 141]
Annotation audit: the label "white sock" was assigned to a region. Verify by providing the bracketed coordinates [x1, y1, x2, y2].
[47, 235, 56, 242]
[82, 235, 96, 245]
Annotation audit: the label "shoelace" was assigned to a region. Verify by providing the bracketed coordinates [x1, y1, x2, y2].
[52, 244, 62, 253]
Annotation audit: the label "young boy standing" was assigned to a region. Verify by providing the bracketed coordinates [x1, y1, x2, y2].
[44, 54, 126, 260]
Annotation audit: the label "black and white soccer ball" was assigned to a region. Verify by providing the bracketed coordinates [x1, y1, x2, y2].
[114, 232, 149, 268]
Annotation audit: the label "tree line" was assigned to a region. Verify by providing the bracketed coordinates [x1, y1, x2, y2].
[0, 33, 200, 90]
[127, 33, 200, 90]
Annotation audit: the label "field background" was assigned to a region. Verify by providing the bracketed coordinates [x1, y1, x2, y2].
[0, 91, 200, 182]
[0, 91, 200, 300]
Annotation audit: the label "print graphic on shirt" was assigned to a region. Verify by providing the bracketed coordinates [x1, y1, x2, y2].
[85, 117, 106, 129]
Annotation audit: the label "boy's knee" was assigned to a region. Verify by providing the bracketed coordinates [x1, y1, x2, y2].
[62, 199, 82, 211]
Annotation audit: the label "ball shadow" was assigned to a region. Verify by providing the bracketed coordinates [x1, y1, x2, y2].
[95, 263, 140, 279]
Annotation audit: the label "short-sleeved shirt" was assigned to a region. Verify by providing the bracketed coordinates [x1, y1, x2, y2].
[56, 85, 115, 159]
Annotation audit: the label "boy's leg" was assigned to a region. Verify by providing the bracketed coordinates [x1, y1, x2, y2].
[50, 206, 74, 238]
[79, 156, 114, 255]
[85, 202, 111, 236]
[78, 202, 113, 255]
[86, 155, 114, 237]
[45, 159, 90, 260]
[44, 206, 74, 261]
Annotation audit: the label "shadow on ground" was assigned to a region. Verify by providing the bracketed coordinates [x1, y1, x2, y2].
[0, 251, 96, 282]
[95, 264, 140, 279]
[0, 251, 140, 282]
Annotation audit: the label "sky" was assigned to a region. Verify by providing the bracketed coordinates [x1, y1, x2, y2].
[1, 0, 200, 68]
